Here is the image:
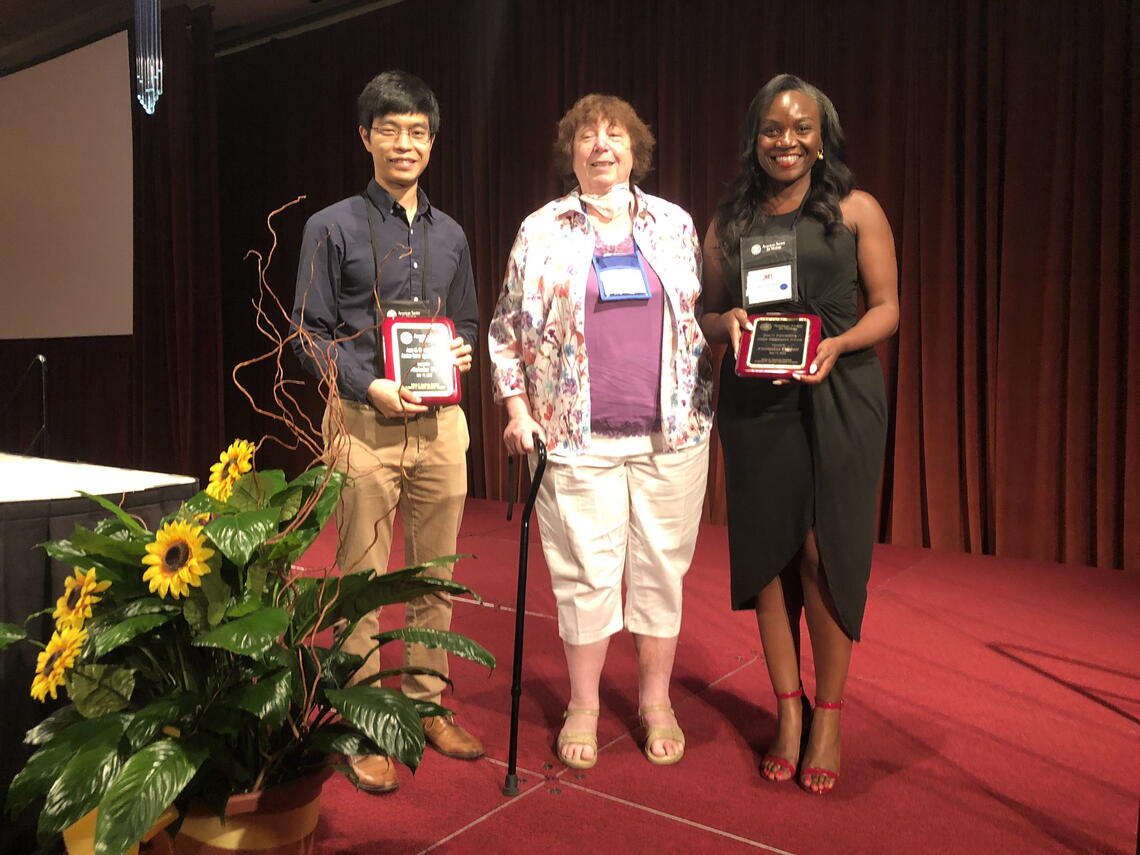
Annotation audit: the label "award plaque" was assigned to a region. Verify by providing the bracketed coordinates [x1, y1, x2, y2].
[735, 313, 822, 379]
[380, 316, 461, 405]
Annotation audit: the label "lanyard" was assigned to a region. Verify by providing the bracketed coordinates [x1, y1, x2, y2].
[740, 195, 810, 310]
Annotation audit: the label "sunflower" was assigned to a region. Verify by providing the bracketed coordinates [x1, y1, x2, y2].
[53, 568, 111, 629]
[206, 439, 256, 502]
[30, 625, 87, 702]
[142, 520, 215, 599]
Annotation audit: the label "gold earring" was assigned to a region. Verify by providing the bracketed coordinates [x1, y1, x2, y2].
[817, 149, 824, 161]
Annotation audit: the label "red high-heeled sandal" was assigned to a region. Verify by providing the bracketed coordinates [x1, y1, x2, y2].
[799, 698, 843, 794]
[759, 688, 811, 783]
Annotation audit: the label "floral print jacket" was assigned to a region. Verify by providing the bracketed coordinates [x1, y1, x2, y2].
[488, 187, 713, 455]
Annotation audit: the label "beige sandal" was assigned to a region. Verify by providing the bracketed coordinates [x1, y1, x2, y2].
[556, 708, 599, 770]
[639, 705, 685, 766]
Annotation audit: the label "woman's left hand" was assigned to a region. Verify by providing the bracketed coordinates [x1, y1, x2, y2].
[450, 337, 473, 374]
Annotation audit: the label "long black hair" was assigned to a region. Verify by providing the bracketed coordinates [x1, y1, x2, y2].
[715, 74, 854, 259]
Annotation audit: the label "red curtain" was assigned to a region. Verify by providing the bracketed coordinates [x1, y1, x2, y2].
[214, 0, 1138, 571]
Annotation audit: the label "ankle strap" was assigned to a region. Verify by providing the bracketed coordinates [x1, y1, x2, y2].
[815, 698, 844, 710]
[774, 688, 804, 700]
[638, 705, 675, 715]
[563, 708, 600, 718]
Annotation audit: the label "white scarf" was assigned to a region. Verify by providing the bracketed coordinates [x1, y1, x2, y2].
[578, 184, 634, 220]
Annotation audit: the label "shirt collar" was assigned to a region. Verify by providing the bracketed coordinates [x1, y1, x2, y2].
[555, 185, 658, 228]
[365, 179, 434, 223]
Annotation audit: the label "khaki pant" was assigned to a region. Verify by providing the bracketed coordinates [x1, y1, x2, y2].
[534, 436, 710, 645]
[324, 401, 469, 703]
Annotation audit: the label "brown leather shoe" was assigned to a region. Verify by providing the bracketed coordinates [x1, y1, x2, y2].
[347, 754, 399, 793]
[422, 715, 484, 759]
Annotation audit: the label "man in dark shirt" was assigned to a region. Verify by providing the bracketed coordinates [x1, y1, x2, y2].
[291, 70, 480, 794]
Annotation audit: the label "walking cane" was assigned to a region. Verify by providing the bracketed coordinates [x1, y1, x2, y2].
[502, 433, 547, 796]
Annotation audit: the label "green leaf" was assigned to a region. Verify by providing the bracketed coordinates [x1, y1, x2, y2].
[263, 531, 309, 564]
[373, 627, 495, 670]
[109, 598, 180, 620]
[124, 699, 183, 750]
[231, 668, 292, 727]
[193, 607, 290, 656]
[24, 704, 83, 746]
[286, 465, 331, 489]
[325, 569, 476, 631]
[94, 739, 206, 855]
[308, 647, 363, 689]
[311, 469, 346, 528]
[373, 666, 453, 690]
[177, 491, 226, 520]
[69, 525, 148, 565]
[197, 702, 244, 737]
[89, 614, 171, 659]
[182, 596, 208, 633]
[205, 507, 281, 567]
[76, 491, 148, 536]
[38, 729, 125, 837]
[198, 563, 232, 627]
[307, 723, 379, 757]
[283, 578, 320, 642]
[68, 664, 136, 717]
[410, 700, 452, 719]
[8, 715, 126, 816]
[228, 470, 287, 512]
[271, 485, 304, 521]
[226, 590, 262, 618]
[0, 622, 26, 650]
[325, 686, 426, 770]
[245, 560, 270, 598]
[42, 539, 114, 573]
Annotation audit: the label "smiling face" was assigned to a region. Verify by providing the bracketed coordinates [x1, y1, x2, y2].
[572, 119, 634, 195]
[359, 112, 434, 194]
[754, 90, 823, 189]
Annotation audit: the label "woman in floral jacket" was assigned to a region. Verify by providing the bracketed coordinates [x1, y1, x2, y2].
[488, 94, 712, 770]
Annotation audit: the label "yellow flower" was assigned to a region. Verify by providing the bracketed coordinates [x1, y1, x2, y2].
[142, 520, 215, 599]
[53, 568, 111, 629]
[30, 625, 87, 702]
[206, 439, 256, 502]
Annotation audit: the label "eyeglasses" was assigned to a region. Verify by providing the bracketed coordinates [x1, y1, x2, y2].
[370, 125, 431, 142]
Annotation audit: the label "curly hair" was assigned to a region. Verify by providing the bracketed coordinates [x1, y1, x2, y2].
[715, 74, 854, 260]
[552, 94, 655, 186]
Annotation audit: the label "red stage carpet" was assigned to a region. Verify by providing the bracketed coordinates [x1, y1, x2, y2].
[296, 499, 1139, 854]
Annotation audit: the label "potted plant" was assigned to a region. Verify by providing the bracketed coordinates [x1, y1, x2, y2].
[0, 439, 494, 855]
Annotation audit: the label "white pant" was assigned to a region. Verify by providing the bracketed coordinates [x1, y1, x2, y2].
[534, 436, 710, 645]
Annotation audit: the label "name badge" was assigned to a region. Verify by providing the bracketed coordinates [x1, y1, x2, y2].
[380, 298, 431, 319]
[592, 251, 651, 302]
[740, 229, 799, 310]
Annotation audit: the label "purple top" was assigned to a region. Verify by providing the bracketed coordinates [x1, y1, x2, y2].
[585, 233, 664, 437]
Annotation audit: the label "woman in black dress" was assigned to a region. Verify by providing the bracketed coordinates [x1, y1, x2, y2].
[700, 74, 899, 794]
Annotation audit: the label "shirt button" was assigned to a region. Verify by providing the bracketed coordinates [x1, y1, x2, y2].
[413, 261, 419, 269]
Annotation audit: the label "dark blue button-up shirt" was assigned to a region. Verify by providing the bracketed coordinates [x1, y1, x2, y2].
[291, 180, 478, 402]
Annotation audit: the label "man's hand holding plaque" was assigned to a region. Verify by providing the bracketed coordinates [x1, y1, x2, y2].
[380, 316, 463, 405]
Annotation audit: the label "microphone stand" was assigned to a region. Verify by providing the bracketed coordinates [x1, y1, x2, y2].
[6, 354, 48, 457]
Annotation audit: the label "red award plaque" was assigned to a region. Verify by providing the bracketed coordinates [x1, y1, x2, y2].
[380, 316, 461, 405]
[735, 313, 822, 379]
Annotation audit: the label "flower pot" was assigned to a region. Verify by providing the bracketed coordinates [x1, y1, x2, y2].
[171, 768, 333, 855]
[63, 806, 178, 855]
